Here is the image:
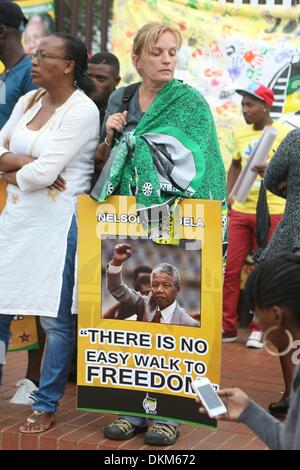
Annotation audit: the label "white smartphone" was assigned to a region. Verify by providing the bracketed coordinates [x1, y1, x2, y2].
[192, 377, 227, 418]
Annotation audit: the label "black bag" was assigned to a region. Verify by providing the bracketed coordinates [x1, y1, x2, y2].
[118, 83, 140, 116]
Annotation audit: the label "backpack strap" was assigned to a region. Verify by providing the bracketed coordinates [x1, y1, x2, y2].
[119, 82, 140, 113]
[112, 82, 140, 142]
[24, 88, 47, 113]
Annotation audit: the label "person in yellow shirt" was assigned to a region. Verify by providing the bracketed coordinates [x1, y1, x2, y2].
[222, 83, 290, 347]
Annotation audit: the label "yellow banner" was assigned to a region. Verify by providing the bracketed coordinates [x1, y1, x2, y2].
[112, 0, 300, 169]
[9, 316, 38, 352]
[0, 185, 38, 352]
[0, 180, 7, 213]
[16, 0, 55, 18]
[0, 1, 55, 72]
[77, 195, 222, 426]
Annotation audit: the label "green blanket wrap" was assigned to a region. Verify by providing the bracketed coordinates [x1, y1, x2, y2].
[96, 79, 226, 209]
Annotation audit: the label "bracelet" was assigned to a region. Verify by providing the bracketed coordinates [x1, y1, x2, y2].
[104, 136, 112, 147]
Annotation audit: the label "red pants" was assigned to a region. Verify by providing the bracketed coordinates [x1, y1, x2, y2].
[223, 210, 282, 333]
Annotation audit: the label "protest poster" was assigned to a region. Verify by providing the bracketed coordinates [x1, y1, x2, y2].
[77, 195, 223, 427]
[17, 0, 55, 54]
[0, 180, 7, 213]
[16, 0, 55, 20]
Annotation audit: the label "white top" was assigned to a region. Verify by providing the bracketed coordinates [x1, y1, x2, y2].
[0, 89, 99, 317]
[159, 300, 177, 324]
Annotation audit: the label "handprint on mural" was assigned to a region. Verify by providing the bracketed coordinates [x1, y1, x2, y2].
[224, 131, 235, 156]
[275, 49, 294, 64]
[260, 46, 276, 58]
[243, 50, 264, 68]
[210, 41, 223, 58]
[192, 48, 210, 59]
[188, 37, 198, 48]
[246, 67, 262, 81]
[228, 56, 244, 81]
[222, 24, 233, 37]
[264, 16, 281, 34]
[225, 41, 245, 57]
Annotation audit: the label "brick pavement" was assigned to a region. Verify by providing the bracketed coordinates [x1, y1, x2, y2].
[0, 329, 284, 450]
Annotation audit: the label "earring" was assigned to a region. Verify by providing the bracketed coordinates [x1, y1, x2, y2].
[262, 326, 294, 357]
[64, 69, 68, 75]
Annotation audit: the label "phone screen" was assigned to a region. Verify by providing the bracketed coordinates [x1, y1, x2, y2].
[196, 384, 224, 409]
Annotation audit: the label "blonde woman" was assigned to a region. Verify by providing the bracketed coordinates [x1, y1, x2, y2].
[95, 22, 226, 446]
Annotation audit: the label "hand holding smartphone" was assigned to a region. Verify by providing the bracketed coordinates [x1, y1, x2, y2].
[192, 377, 227, 418]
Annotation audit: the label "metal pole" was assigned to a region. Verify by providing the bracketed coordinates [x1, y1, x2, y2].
[55, 0, 66, 32]
[101, 0, 110, 51]
[85, 0, 94, 52]
[70, 0, 79, 36]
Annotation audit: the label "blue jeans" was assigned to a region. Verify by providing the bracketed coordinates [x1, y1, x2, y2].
[0, 314, 14, 385]
[32, 216, 77, 413]
[0, 216, 77, 414]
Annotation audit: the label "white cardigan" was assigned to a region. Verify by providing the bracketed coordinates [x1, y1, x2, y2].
[0, 89, 99, 317]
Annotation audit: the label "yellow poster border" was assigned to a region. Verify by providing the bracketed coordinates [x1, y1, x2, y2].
[77, 195, 223, 398]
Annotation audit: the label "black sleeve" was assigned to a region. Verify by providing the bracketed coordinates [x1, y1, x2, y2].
[264, 130, 296, 196]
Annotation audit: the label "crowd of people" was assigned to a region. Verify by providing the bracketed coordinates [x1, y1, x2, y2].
[0, 1, 299, 450]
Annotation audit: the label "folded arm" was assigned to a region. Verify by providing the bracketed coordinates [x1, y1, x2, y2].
[16, 102, 99, 191]
[0, 153, 35, 173]
[0, 92, 36, 173]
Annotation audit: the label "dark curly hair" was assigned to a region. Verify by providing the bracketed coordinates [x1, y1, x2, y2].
[245, 253, 300, 325]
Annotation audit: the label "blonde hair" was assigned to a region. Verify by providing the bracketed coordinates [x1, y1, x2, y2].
[132, 22, 182, 57]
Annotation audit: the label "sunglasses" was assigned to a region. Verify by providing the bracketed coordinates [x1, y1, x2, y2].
[31, 50, 69, 61]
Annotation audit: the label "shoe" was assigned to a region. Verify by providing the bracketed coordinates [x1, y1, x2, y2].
[10, 378, 38, 405]
[268, 397, 289, 417]
[246, 331, 263, 349]
[103, 418, 147, 440]
[19, 411, 55, 433]
[222, 330, 237, 343]
[144, 423, 180, 446]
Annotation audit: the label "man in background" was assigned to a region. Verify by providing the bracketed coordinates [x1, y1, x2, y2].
[222, 83, 290, 347]
[0, 1, 36, 128]
[87, 51, 121, 125]
[87, 51, 121, 189]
